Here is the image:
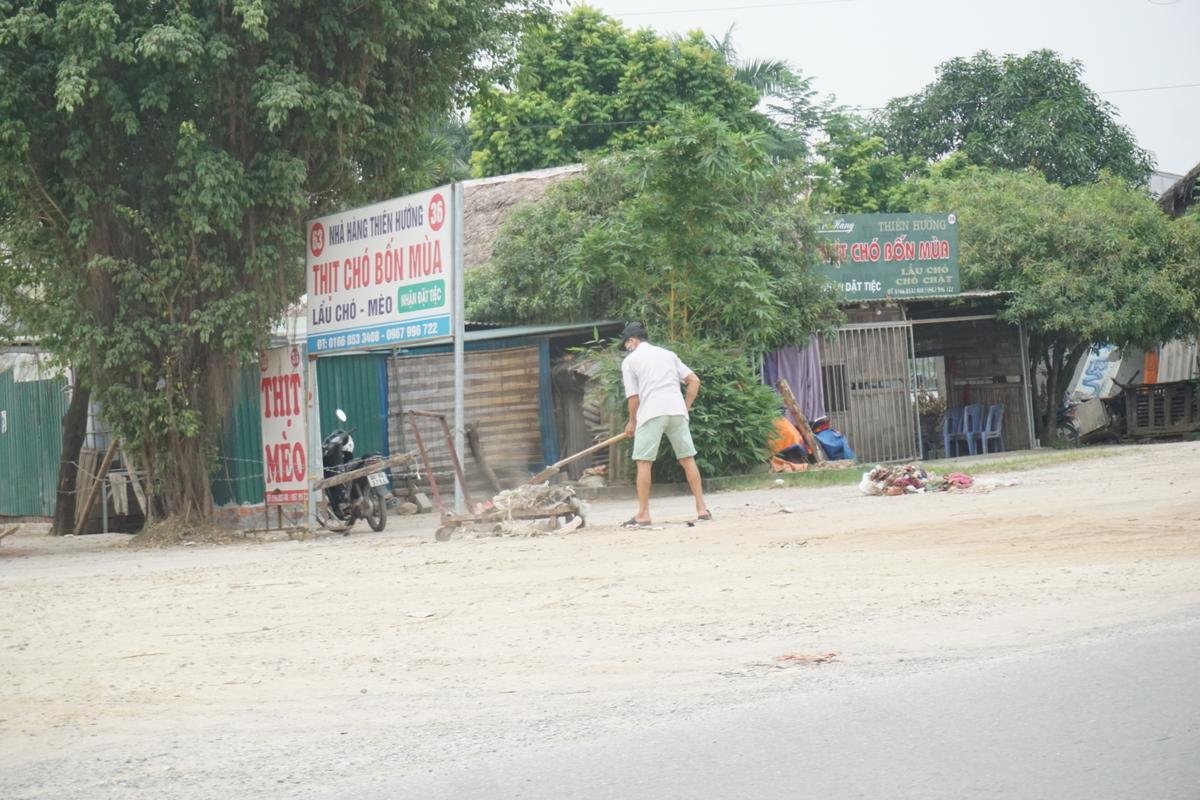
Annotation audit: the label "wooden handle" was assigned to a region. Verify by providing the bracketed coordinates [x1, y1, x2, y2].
[525, 432, 629, 485]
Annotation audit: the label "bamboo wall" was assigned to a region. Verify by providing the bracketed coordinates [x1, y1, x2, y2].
[388, 345, 546, 504]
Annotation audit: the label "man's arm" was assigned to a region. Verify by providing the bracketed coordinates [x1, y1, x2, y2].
[625, 395, 640, 438]
[683, 372, 700, 410]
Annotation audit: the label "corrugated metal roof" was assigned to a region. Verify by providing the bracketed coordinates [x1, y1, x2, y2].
[953, 290, 1011, 298]
[463, 320, 620, 343]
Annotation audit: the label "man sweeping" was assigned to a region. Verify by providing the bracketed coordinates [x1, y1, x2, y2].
[619, 322, 711, 528]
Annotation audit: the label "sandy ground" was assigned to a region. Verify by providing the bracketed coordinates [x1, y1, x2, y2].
[2, 442, 1198, 798]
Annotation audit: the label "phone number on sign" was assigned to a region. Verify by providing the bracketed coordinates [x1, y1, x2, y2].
[312, 321, 444, 352]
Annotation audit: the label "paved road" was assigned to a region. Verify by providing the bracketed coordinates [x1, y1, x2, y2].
[345, 616, 1200, 800]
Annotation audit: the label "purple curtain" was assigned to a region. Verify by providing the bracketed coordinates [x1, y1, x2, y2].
[763, 336, 826, 423]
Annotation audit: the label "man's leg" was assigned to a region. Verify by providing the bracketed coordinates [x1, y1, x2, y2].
[634, 460, 653, 523]
[678, 456, 708, 517]
[664, 416, 708, 518]
[629, 417, 666, 524]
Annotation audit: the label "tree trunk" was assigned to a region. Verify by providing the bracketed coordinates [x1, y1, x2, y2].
[1027, 334, 1045, 444]
[166, 434, 216, 523]
[1034, 340, 1088, 444]
[51, 381, 90, 536]
[132, 355, 227, 526]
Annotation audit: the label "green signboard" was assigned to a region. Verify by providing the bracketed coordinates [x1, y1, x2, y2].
[397, 279, 446, 313]
[814, 213, 960, 301]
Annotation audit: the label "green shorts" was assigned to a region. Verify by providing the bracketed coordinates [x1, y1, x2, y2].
[632, 415, 697, 461]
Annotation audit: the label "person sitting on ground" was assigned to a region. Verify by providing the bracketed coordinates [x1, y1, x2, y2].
[769, 416, 810, 464]
[619, 322, 711, 528]
[811, 416, 857, 461]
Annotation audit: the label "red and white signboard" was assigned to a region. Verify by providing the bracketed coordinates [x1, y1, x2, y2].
[260, 345, 308, 505]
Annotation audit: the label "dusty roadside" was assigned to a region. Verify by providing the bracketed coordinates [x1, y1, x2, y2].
[2, 442, 1198, 798]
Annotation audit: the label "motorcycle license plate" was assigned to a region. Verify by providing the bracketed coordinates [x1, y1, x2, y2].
[367, 471, 389, 487]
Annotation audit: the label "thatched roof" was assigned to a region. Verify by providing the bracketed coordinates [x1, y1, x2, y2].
[1158, 161, 1200, 217]
[462, 164, 583, 271]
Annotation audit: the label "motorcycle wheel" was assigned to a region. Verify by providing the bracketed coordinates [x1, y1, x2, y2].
[365, 491, 387, 532]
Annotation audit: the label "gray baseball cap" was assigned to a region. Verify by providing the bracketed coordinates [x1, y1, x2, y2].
[619, 321, 648, 345]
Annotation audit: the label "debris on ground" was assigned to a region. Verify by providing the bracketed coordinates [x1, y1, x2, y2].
[470, 483, 587, 537]
[576, 465, 608, 488]
[774, 650, 839, 665]
[970, 476, 1022, 492]
[129, 521, 244, 548]
[858, 463, 978, 496]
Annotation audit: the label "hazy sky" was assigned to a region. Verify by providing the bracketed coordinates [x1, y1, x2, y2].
[577, 0, 1199, 175]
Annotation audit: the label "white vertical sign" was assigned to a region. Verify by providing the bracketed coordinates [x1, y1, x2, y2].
[260, 345, 308, 505]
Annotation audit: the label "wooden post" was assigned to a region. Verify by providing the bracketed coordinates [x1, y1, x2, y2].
[775, 379, 826, 464]
[74, 438, 121, 535]
[122, 449, 150, 516]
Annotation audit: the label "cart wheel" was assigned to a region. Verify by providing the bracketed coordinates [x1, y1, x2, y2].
[434, 526, 455, 542]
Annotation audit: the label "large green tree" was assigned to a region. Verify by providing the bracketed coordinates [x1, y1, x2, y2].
[920, 169, 1199, 441]
[468, 7, 766, 177]
[468, 110, 842, 477]
[468, 109, 841, 351]
[0, 0, 538, 526]
[809, 112, 930, 213]
[882, 50, 1152, 187]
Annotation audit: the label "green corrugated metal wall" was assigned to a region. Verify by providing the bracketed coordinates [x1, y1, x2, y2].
[211, 364, 265, 505]
[0, 370, 69, 517]
[211, 353, 388, 506]
[318, 353, 389, 456]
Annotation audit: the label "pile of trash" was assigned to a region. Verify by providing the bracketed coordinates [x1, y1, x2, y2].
[490, 482, 577, 514]
[858, 463, 975, 496]
[476, 482, 587, 536]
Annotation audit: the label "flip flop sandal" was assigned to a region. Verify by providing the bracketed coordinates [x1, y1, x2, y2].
[621, 518, 652, 529]
[696, 511, 713, 521]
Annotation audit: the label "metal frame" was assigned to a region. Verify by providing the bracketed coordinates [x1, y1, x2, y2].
[825, 321, 920, 463]
[407, 407, 584, 542]
[406, 409, 474, 515]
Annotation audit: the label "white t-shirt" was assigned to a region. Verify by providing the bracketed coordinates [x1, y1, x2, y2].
[621, 342, 693, 428]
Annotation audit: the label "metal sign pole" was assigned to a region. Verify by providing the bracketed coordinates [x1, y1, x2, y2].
[452, 181, 466, 514]
[306, 353, 321, 529]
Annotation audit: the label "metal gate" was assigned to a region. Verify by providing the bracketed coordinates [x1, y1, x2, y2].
[819, 322, 920, 463]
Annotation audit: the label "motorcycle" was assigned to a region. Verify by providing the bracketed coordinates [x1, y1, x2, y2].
[318, 408, 389, 532]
